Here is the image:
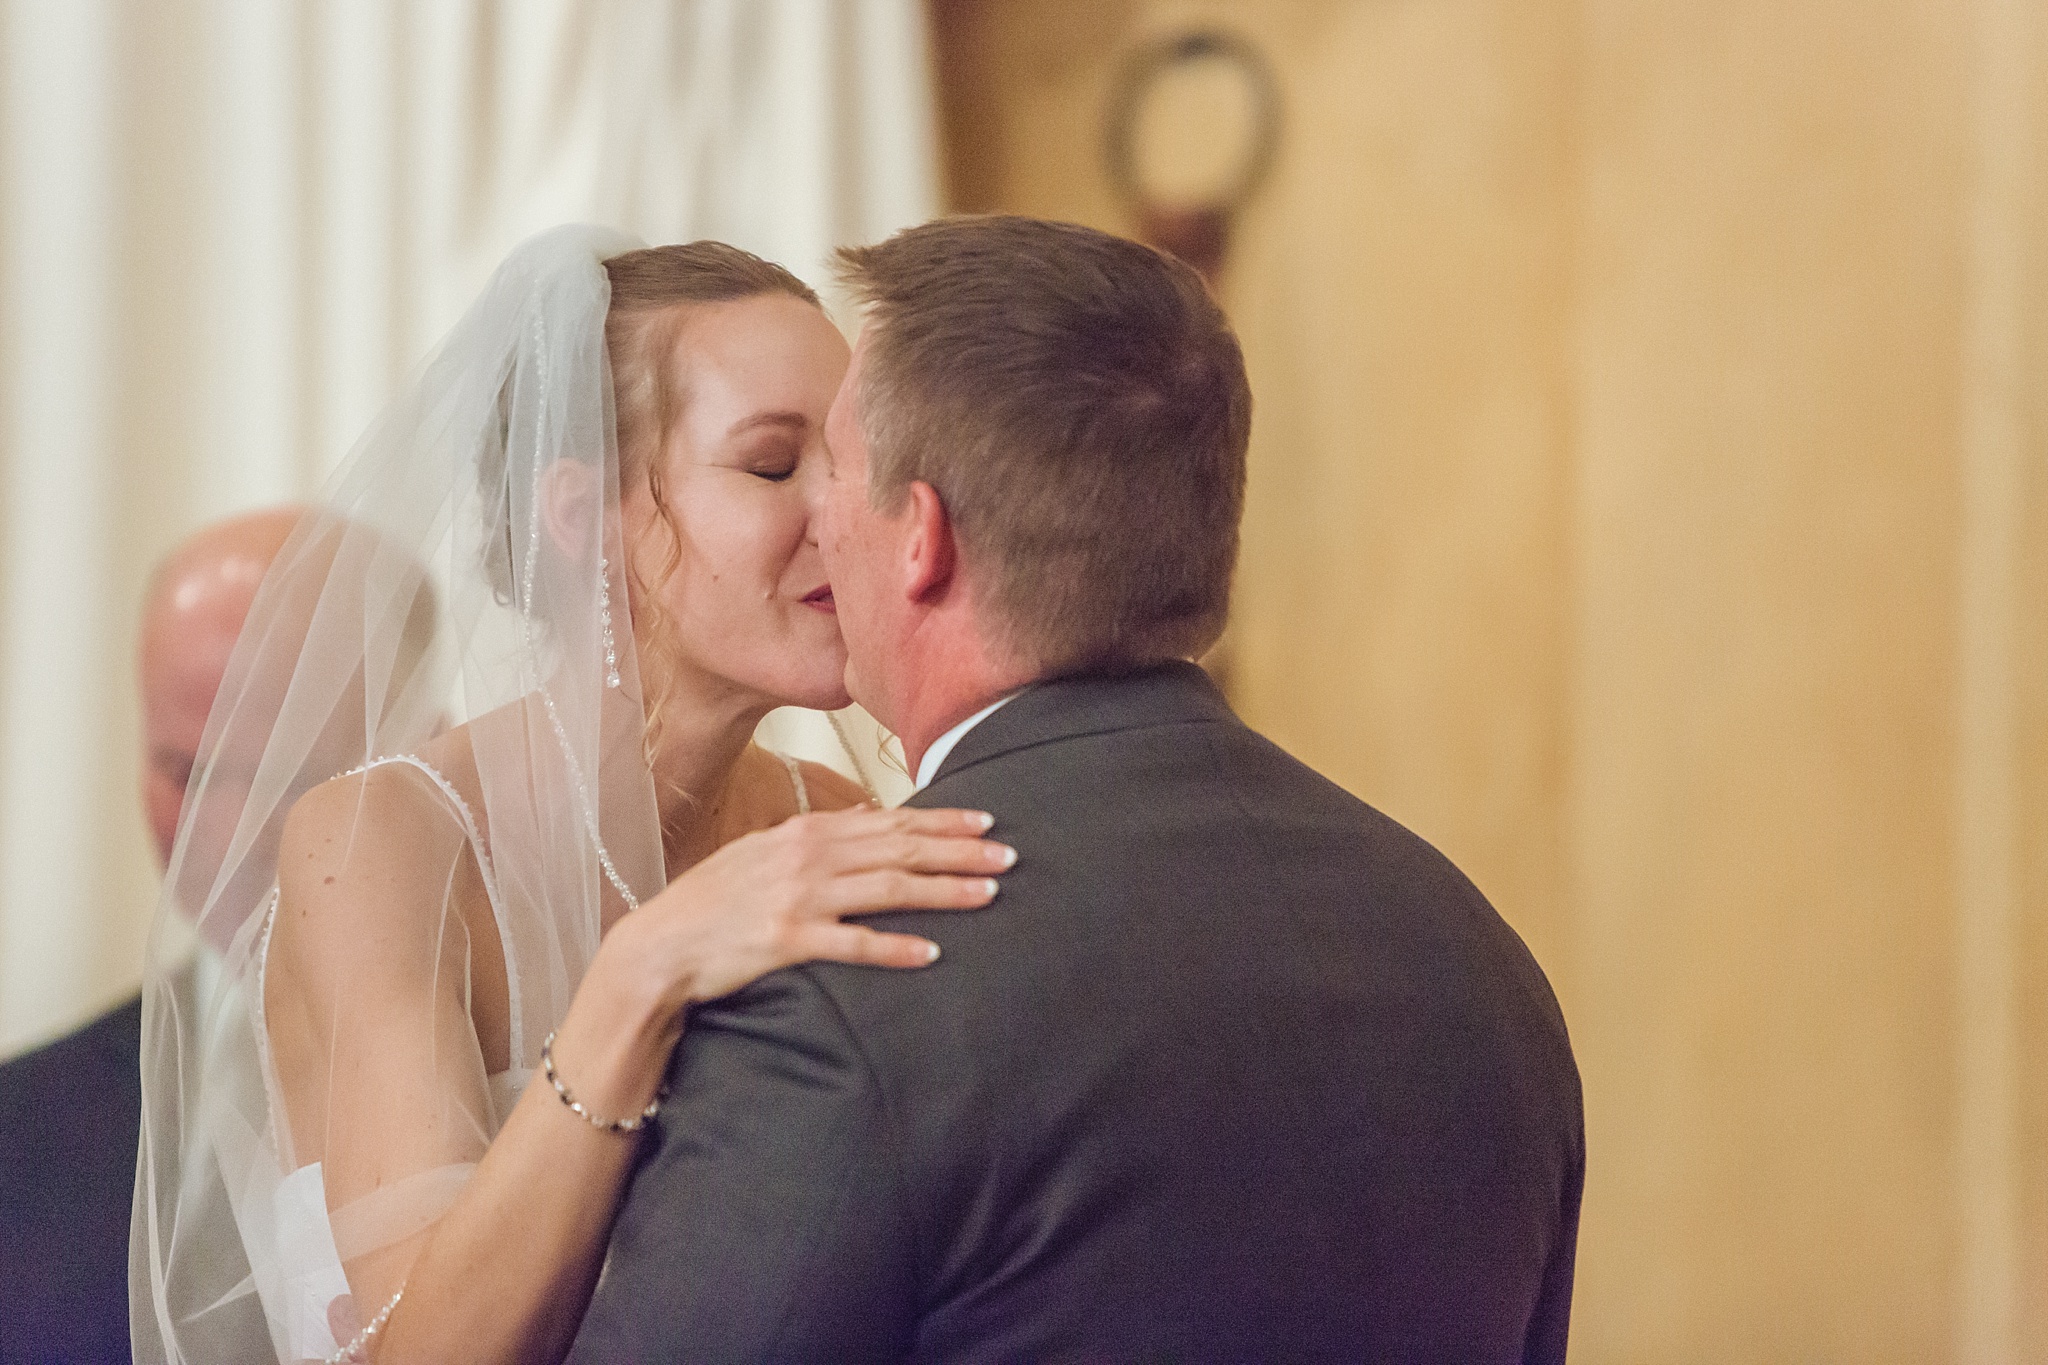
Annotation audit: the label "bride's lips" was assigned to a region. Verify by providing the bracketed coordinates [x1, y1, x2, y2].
[800, 584, 835, 613]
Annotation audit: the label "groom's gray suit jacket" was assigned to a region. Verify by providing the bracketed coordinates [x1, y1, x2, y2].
[569, 663, 1583, 1363]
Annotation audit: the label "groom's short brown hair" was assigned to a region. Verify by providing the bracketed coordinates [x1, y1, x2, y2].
[834, 216, 1250, 675]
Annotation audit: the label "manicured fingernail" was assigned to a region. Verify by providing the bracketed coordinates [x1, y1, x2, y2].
[972, 811, 995, 831]
[922, 940, 942, 963]
[981, 878, 1000, 900]
[992, 843, 1018, 869]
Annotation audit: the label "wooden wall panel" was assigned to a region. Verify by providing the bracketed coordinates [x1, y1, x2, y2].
[1567, 2, 1965, 1356]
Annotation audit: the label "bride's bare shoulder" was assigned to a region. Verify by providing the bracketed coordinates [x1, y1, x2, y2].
[287, 726, 476, 843]
[282, 762, 459, 863]
[275, 734, 485, 944]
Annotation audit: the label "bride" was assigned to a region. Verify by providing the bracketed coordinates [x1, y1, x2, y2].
[131, 227, 1012, 1364]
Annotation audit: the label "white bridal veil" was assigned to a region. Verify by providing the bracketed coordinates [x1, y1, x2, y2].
[131, 226, 672, 1362]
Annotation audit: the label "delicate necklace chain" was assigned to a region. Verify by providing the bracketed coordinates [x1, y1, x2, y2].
[827, 708, 879, 799]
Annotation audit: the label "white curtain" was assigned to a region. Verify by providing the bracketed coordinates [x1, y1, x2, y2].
[0, 0, 935, 1057]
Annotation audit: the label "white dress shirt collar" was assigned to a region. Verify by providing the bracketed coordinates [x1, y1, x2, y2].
[914, 692, 1018, 790]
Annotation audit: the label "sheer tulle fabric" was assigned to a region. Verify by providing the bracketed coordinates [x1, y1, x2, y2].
[131, 226, 667, 1362]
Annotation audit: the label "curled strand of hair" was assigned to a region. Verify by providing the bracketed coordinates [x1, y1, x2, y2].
[630, 460, 698, 821]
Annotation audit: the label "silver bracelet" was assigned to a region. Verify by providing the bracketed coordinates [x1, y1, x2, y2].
[540, 1029, 667, 1134]
[326, 1286, 403, 1363]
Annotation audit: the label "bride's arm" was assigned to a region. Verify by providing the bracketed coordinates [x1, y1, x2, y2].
[268, 776, 1009, 1365]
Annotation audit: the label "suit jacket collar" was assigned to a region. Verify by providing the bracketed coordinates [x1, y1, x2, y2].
[924, 660, 1236, 788]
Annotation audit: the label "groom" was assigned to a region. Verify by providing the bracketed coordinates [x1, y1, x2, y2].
[569, 217, 1583, 1362]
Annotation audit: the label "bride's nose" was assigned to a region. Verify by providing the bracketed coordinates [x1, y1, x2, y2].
[797, 451, 830, 538]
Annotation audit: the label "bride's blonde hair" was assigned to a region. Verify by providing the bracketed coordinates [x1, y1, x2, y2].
[602, 243, 823, 808]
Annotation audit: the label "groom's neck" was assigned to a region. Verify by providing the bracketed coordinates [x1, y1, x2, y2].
[887, 615, 1038, 780]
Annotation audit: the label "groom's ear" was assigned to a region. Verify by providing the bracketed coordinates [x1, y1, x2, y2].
[901, 480, 956, 605]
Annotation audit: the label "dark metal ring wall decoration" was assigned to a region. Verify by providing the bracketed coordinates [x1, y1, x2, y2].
[1103, 28, 1283, 217]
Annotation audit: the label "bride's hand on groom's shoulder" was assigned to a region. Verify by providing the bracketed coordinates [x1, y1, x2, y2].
[547, 806, 1010, 1133]
[599, 805, 1013, 1019]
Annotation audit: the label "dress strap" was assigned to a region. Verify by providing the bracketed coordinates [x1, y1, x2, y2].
[337, 755, 521, 1057]
[776, 751, 810, 815]
[346, 755, 504, 910]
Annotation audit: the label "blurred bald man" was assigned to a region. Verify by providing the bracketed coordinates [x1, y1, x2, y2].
[0, 506, 302, 1365]
[140, 507, 302, 871]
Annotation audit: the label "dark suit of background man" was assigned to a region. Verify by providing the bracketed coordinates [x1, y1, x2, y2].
[570, 217, 1583, 1363]
[0, 508, 301, 1364]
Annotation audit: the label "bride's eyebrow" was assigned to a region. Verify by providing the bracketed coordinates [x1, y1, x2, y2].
[725, 411, 807, 439]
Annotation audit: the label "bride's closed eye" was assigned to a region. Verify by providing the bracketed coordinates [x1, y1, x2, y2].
[720, 434, 799, 482]
[721, 411, 809, 482]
